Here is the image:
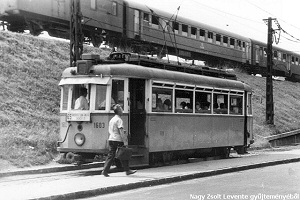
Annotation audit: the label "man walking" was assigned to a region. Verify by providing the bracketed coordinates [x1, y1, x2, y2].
[102, 104, 137, 177]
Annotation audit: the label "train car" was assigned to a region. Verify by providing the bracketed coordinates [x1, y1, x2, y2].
[125, 1, 252, 64]
[57, 53, 254, 166]
[2, 0, 300, 81]
[0, 0, 251, 64]
[0, 0, 125, 46]
[250, 39, 300, 79]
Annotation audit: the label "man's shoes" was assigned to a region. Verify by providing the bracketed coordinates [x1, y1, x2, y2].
[101, 171, 109, 177]
[126, 170, 137, 176]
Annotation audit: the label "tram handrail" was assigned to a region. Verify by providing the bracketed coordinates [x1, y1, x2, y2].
[57, 123, 72, 146]
[264, 129, 300, 141]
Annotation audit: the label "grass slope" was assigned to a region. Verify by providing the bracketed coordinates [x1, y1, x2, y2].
[1, 30, 300, 168]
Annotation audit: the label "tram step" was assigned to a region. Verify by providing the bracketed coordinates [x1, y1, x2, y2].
[131, 153, 144, 158]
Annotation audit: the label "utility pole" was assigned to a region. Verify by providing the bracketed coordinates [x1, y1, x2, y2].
[70, 0, 83, 67]
[264, 17, 275, 124]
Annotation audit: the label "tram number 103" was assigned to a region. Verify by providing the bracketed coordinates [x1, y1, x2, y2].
[94, 122, 105, 129]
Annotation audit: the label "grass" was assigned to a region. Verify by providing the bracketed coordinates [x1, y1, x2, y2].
[1, 30, 300, 168]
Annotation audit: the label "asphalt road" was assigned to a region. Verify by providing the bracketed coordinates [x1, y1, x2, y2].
[83, 161, 300, 200]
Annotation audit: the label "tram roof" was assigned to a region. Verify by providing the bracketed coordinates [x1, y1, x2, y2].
[60, 63, 251, 91]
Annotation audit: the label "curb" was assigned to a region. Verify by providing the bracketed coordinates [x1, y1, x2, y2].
[32, 157, 300, 200]
[0, 162, 104, 177]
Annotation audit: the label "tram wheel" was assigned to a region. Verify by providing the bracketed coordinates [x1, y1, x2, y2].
[65, 152, 75, 164]
[221, 147, 231, 159]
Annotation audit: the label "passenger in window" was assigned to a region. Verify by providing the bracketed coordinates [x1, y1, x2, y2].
[163, 99, 171, 111]
[186, 103, 191, 109]
[74, 87, 89, 110]
[156, 98, 163, 111]
[195, 102, 201, 111]
[180, 101, 186, 109]
[220, 103, 225, 109]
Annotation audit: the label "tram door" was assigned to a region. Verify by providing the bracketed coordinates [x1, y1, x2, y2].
[129, 78, 146, 145]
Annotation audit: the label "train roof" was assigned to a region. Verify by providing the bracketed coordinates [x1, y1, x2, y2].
[125, 0, 251, 43]
[60, 55, 251, 92]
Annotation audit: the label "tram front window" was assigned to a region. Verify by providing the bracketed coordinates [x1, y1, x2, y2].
[71, 84, 90, 110]
[61, 85, 70, 111]
[95, 85, 107, 110]
[111, 79, 124, 109]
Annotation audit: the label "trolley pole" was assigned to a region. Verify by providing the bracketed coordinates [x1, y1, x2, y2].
[70, 0, 83, 67]
[265, 17, 274, 124]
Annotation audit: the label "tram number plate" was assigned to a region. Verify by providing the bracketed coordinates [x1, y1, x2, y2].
[67, 113, 90, 121]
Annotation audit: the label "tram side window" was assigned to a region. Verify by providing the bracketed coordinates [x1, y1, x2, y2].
[152, 88, 172, 112]
[71, 84, 90, 110]
[111, 80, 124, 110]
[61, 85, 70, 111]
[213, 94, 228, 114]
[175, 89, 193, 113]
[195, 91, 211, 114]
[95, 85, 107, 110]
[229, 96, 243, 115]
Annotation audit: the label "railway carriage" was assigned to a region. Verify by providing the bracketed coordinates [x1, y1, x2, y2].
[1, 0, 300, 80]
[57, 53, 253, 165]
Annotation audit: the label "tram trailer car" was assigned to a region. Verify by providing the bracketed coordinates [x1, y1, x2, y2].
[1, 0, 300, 81]
[57, 54, 254, 165]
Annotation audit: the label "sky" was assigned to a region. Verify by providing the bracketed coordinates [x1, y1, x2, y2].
[129, 0, 300, 54]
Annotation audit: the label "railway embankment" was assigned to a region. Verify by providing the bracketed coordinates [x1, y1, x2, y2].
[1, 30, 300, 169]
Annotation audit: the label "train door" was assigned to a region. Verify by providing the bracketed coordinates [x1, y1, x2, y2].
[134, 9, 141, 39]
[129, 78, 146, 145]
[52, 0, 66, 18]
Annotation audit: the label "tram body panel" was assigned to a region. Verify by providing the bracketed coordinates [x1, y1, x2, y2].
[147, 114, 245, 152]
[58, 113, 129, 153]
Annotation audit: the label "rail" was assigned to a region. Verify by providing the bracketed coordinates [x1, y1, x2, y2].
[264, 129, 300, 146]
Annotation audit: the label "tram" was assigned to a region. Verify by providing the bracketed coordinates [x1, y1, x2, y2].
[57, 53, 254, 166]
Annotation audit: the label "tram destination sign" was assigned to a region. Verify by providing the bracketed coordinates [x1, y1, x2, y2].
[67, 112, 90, 122]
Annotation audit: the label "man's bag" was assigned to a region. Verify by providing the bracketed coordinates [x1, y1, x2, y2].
[115, 146, 133, 160]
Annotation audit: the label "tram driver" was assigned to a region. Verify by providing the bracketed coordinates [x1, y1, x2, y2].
[74, 87, 89, 110]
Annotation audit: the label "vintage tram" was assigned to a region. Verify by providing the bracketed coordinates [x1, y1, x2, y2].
[57, 53, 253, 166]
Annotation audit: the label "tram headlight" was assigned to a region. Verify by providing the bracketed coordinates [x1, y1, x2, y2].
[74, 133, 85, 146]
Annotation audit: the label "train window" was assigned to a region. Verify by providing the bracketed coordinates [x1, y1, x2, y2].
[274, 51, 278, 59]
[216, 34, 221, 45]
[292, 56, 295, 64]
[173, 22, 179, 34]
[175, 90, 193, 113]
[152, 88, 172, 112]
[143, 13, 150, 22]
[213, 93, 228, 114]
[200, 29, 205, 41]
[296, 57, 299, 65]
[182, 24, 188, 36]
[91, 0, 96, 10]
[263, 48, 267, 57]
[71, 84, 90, 110]
[237, 40, 241, 49]
[230, 38, 235, 48]
[95, 85, 107, 110]
[61, 85, 70, 111]
[223, 36, 228, 46]
[208, 32, 213, 43]
[152, 15, 159, 29]
[195, 91, 211, 114]
[283, 54, 286, 62]
[111, 80, 124, 110]
[111, 2, 117, 16]
[191, 27, 197, 39]
[242, 42, 246, 51]
[229, 95, 243, 115]
[278, 52, 281, 61]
